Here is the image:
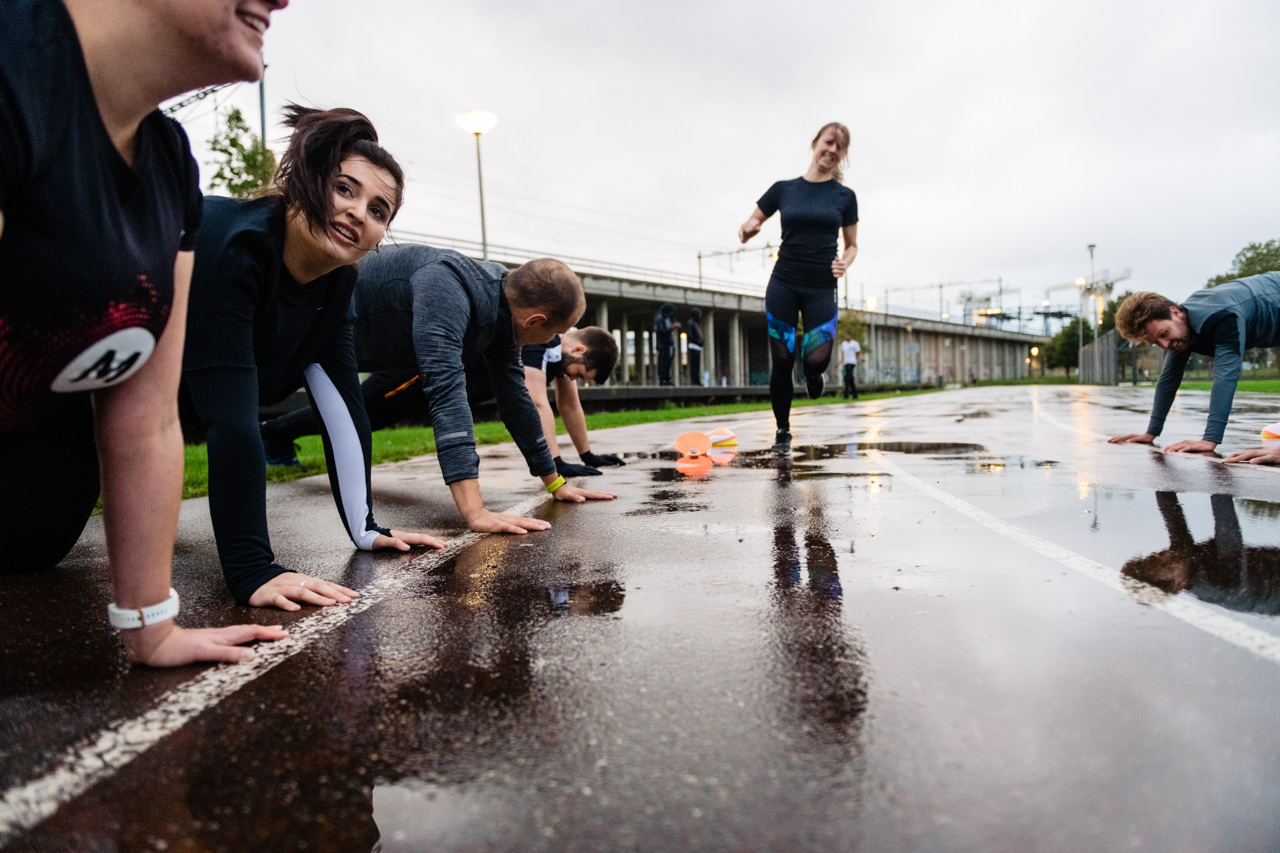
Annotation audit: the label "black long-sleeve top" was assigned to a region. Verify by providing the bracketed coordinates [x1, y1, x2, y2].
[183, 196, 386, 604]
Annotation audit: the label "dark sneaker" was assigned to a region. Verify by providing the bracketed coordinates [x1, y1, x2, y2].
[770, 430, 792, 455]
[263, 436, 303, 468]
[805, 373, 825, 399]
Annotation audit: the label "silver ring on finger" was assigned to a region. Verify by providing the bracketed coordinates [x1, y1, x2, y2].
[299, 580, 307, 588]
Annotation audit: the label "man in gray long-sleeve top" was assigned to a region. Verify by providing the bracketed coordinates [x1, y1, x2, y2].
[264, 244, 614, 533]
[1109, 272, 1280, 455]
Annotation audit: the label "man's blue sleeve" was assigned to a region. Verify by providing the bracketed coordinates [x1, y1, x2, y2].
[1203, 313, 1245, 444]
[1146, 351, 1189, 438]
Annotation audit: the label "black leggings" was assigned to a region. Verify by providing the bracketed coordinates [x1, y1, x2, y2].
[764, 279, 838, 432]
[0, 399, 101, 571]
[261, 370, 427, 442]
[261, 367, 498, 444]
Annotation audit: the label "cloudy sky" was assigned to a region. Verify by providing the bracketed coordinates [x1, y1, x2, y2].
[172, 0, 1279, 330]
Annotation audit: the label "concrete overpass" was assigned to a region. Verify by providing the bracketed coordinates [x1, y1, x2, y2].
[399, 231, 1051, 391]
[576, 274, 1049, 390]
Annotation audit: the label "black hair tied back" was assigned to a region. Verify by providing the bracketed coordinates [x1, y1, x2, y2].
[275, 104, 405, 233]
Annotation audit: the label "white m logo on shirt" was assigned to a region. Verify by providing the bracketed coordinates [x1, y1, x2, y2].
[50, 328, 157, 392]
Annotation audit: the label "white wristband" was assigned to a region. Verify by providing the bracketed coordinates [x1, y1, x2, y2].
[108, 588, 180, 629]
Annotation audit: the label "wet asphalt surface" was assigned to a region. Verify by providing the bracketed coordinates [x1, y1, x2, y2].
[5, 385, 1280, 851]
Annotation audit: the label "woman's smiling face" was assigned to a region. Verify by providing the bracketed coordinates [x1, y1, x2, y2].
[308, 155, 398, 267]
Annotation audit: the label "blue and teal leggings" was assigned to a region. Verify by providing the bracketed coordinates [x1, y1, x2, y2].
[765, 281, 838, 432]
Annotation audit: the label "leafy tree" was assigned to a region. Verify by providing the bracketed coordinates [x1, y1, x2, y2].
[1205, 240, 1280, 372]
[207, 107, 276, 198]
[1044, 316, 1097, 370]
[1207, 239, 1280, 287]
[836, 311, 868, 351]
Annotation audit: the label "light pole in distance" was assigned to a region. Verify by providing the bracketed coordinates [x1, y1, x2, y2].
[455, 110, 498, 260]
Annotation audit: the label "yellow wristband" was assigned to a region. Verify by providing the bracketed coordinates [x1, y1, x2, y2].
[545, 475, 567, 493]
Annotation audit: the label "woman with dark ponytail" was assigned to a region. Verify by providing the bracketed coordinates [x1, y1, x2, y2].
[183, 105, 444, 611]
[738, 122, 859, 454]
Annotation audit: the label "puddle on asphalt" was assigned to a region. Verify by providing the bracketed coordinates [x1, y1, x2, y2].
[627, 483, 712, 514]
[852, 441, 986, 455]
[1067, 488, 1280, 616]
[962, 456, 1059, 473]
[793, 471, 892, 482]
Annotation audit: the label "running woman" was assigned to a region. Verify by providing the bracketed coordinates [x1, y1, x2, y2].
[182, 106, 444, 611]
[0, 0, 290, 666]
[738, 122, 859, 454]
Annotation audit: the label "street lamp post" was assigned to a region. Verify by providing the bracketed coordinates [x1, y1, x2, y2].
[1087, 244, 1098, 384]
[455, 110, 498, 260]
[1076, 277, 1086, 382]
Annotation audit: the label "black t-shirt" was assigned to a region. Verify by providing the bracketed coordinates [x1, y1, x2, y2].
[0, 0, 202, 433]
[757, 177, 858, 288]
[521, 334, 565, 380]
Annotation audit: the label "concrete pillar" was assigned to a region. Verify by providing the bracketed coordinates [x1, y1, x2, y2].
[729, 312, 742, 386]
[704, 309, 715, 388]
[672, 322, 681, 388]
[619, 313, 630, 385]
[596, 299, 609, 335]
[639, 328, 649, 385]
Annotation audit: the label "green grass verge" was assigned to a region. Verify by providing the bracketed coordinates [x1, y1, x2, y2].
[1180, 379, 1280, 393]
[972, 376, 1078, 386]
[179, 387, 941, 500]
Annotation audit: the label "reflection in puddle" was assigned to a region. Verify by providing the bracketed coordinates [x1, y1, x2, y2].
[965, 456, 1059, 474]
[794, 471, 893, 482]
[1238, 499, 1280, 522]
[853, 441, 986, 455]
[628, 481, 711, 514]
[1123, 492, 1280, 615]
[767, 466, 868, 755]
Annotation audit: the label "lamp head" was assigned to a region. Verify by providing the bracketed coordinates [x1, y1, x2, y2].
[456, 110, 497, 135]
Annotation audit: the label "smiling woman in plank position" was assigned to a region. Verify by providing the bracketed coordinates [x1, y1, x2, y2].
[182, 105, 445, 612]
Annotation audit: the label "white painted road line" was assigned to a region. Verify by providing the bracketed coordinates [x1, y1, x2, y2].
[869, 450, 1280, 667]
[0, 495, 547, 844]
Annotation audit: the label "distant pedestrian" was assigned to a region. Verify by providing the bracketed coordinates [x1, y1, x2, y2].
[0, 0, 291, 665]
[183, 106, 444, 611]
[739, 122, 859, 453]
[686, 308, 705, 385]
[839, 333, 861, 399]
[655, 303, 679, 386]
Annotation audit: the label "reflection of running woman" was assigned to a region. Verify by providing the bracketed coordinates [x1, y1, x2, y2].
[738, 122, 859, 453]
[839, 333, 861, 399]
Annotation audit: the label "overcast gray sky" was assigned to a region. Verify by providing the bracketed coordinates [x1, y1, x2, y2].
[172, 0, 1280, 329]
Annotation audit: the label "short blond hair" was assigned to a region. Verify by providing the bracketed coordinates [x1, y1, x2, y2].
[1114, 291, 1179, 344]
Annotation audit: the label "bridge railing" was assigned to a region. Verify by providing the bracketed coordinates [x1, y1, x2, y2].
[390, 229, 767, 298]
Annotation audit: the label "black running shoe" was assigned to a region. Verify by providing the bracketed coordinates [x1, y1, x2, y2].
[805, 373, 825, 399]
[263, 436, 303, 468]
[771, 430, 792, 455]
